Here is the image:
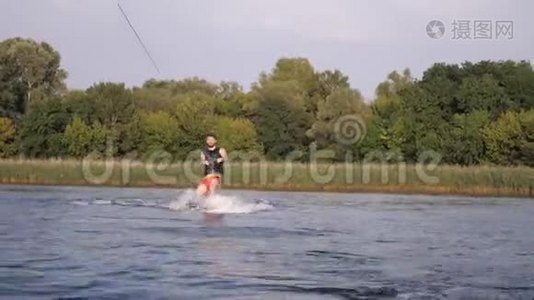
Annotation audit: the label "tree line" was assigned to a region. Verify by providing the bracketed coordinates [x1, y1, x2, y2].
[1, 37, 533, 166]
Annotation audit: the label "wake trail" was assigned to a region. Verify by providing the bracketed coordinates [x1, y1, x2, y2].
[68, 189, 274, 214]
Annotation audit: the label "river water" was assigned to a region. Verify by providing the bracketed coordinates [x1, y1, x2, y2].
[1, 185, 534, 299]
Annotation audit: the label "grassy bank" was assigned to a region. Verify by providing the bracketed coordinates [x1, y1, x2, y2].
[0, 159, 533, 198]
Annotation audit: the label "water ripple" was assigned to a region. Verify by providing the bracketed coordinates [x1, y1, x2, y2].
[2, 185, 534, 298]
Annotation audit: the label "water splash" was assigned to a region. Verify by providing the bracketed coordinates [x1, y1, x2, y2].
[168, 189, 198, 211]
[203, 194, 274, 214]
[67, 189, 273, 214]
[169, 189, 274, 214]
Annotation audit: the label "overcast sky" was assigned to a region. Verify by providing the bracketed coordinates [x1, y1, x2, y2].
[1, 0, 533, 99]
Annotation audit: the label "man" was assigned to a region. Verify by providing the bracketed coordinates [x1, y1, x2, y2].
[195, 133, 227, 198]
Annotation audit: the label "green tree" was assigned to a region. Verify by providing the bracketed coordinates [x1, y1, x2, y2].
[264, 58, 318, 91]
[87, 82, 134, 127]
[89, 120, 113, 155]
[258, 57, 320, 114]
[133, 81, 181, 113]
[215, 81, 248, 117]
[215, 116, 261, 153]
[86, 82, 135, 155]
[172, 77, 219, 96]
[375, 69, 413, 99]
[0, 38, 66, 118]
[63, 90, 96, 123]
[63, 115, 91, 157]
[119, 114, 142, 155]
[307, 88, 368, 159]
[134, 78, 225, 115]
[174, 93, 217, 157]
[316, 70, 350, 99]
[519, 110, 534, 166]
[369, 69, 413, 156]
[444, 110, 491, 165]
[138, 111, 179, 156]
[462, 60, 534, 110]
[19, 97, 70, 157]
[307, 69, 353, 118]
[415, 64, 461, 120]
[482, 111, 523, 165]
[455, 74, 511, 116]
[0, 117, 16, 157]
[63, 116, 113, 158]
[251, 81, 312, 159]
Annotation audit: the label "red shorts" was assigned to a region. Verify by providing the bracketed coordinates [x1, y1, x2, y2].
[199, 174, 221, 191]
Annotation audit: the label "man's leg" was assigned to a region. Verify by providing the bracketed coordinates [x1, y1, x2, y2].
[206, 177, 220, 197]
[190, 183, 209, 208]
[196, 183, 208, 197]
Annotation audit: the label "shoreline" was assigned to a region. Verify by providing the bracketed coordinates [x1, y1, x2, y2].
[1, 179, 532, 199]
[1, 159, 533, 199]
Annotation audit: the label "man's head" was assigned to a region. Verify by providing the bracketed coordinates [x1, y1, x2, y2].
[205, 133, 217, 147]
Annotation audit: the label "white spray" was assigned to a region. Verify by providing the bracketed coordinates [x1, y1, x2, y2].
[169, 189, 273, 214]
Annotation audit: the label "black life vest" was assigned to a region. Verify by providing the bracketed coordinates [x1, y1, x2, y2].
[202, 147, 224, 175]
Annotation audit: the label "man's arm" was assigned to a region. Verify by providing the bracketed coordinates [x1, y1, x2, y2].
[217, 148, 228, 163]
[200, 151, 209, 165]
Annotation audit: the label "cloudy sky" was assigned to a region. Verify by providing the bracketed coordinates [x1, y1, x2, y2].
[1, 0, 533, 99]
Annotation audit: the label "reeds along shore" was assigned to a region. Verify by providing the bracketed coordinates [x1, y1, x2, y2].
[0, 159, 533, 198]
